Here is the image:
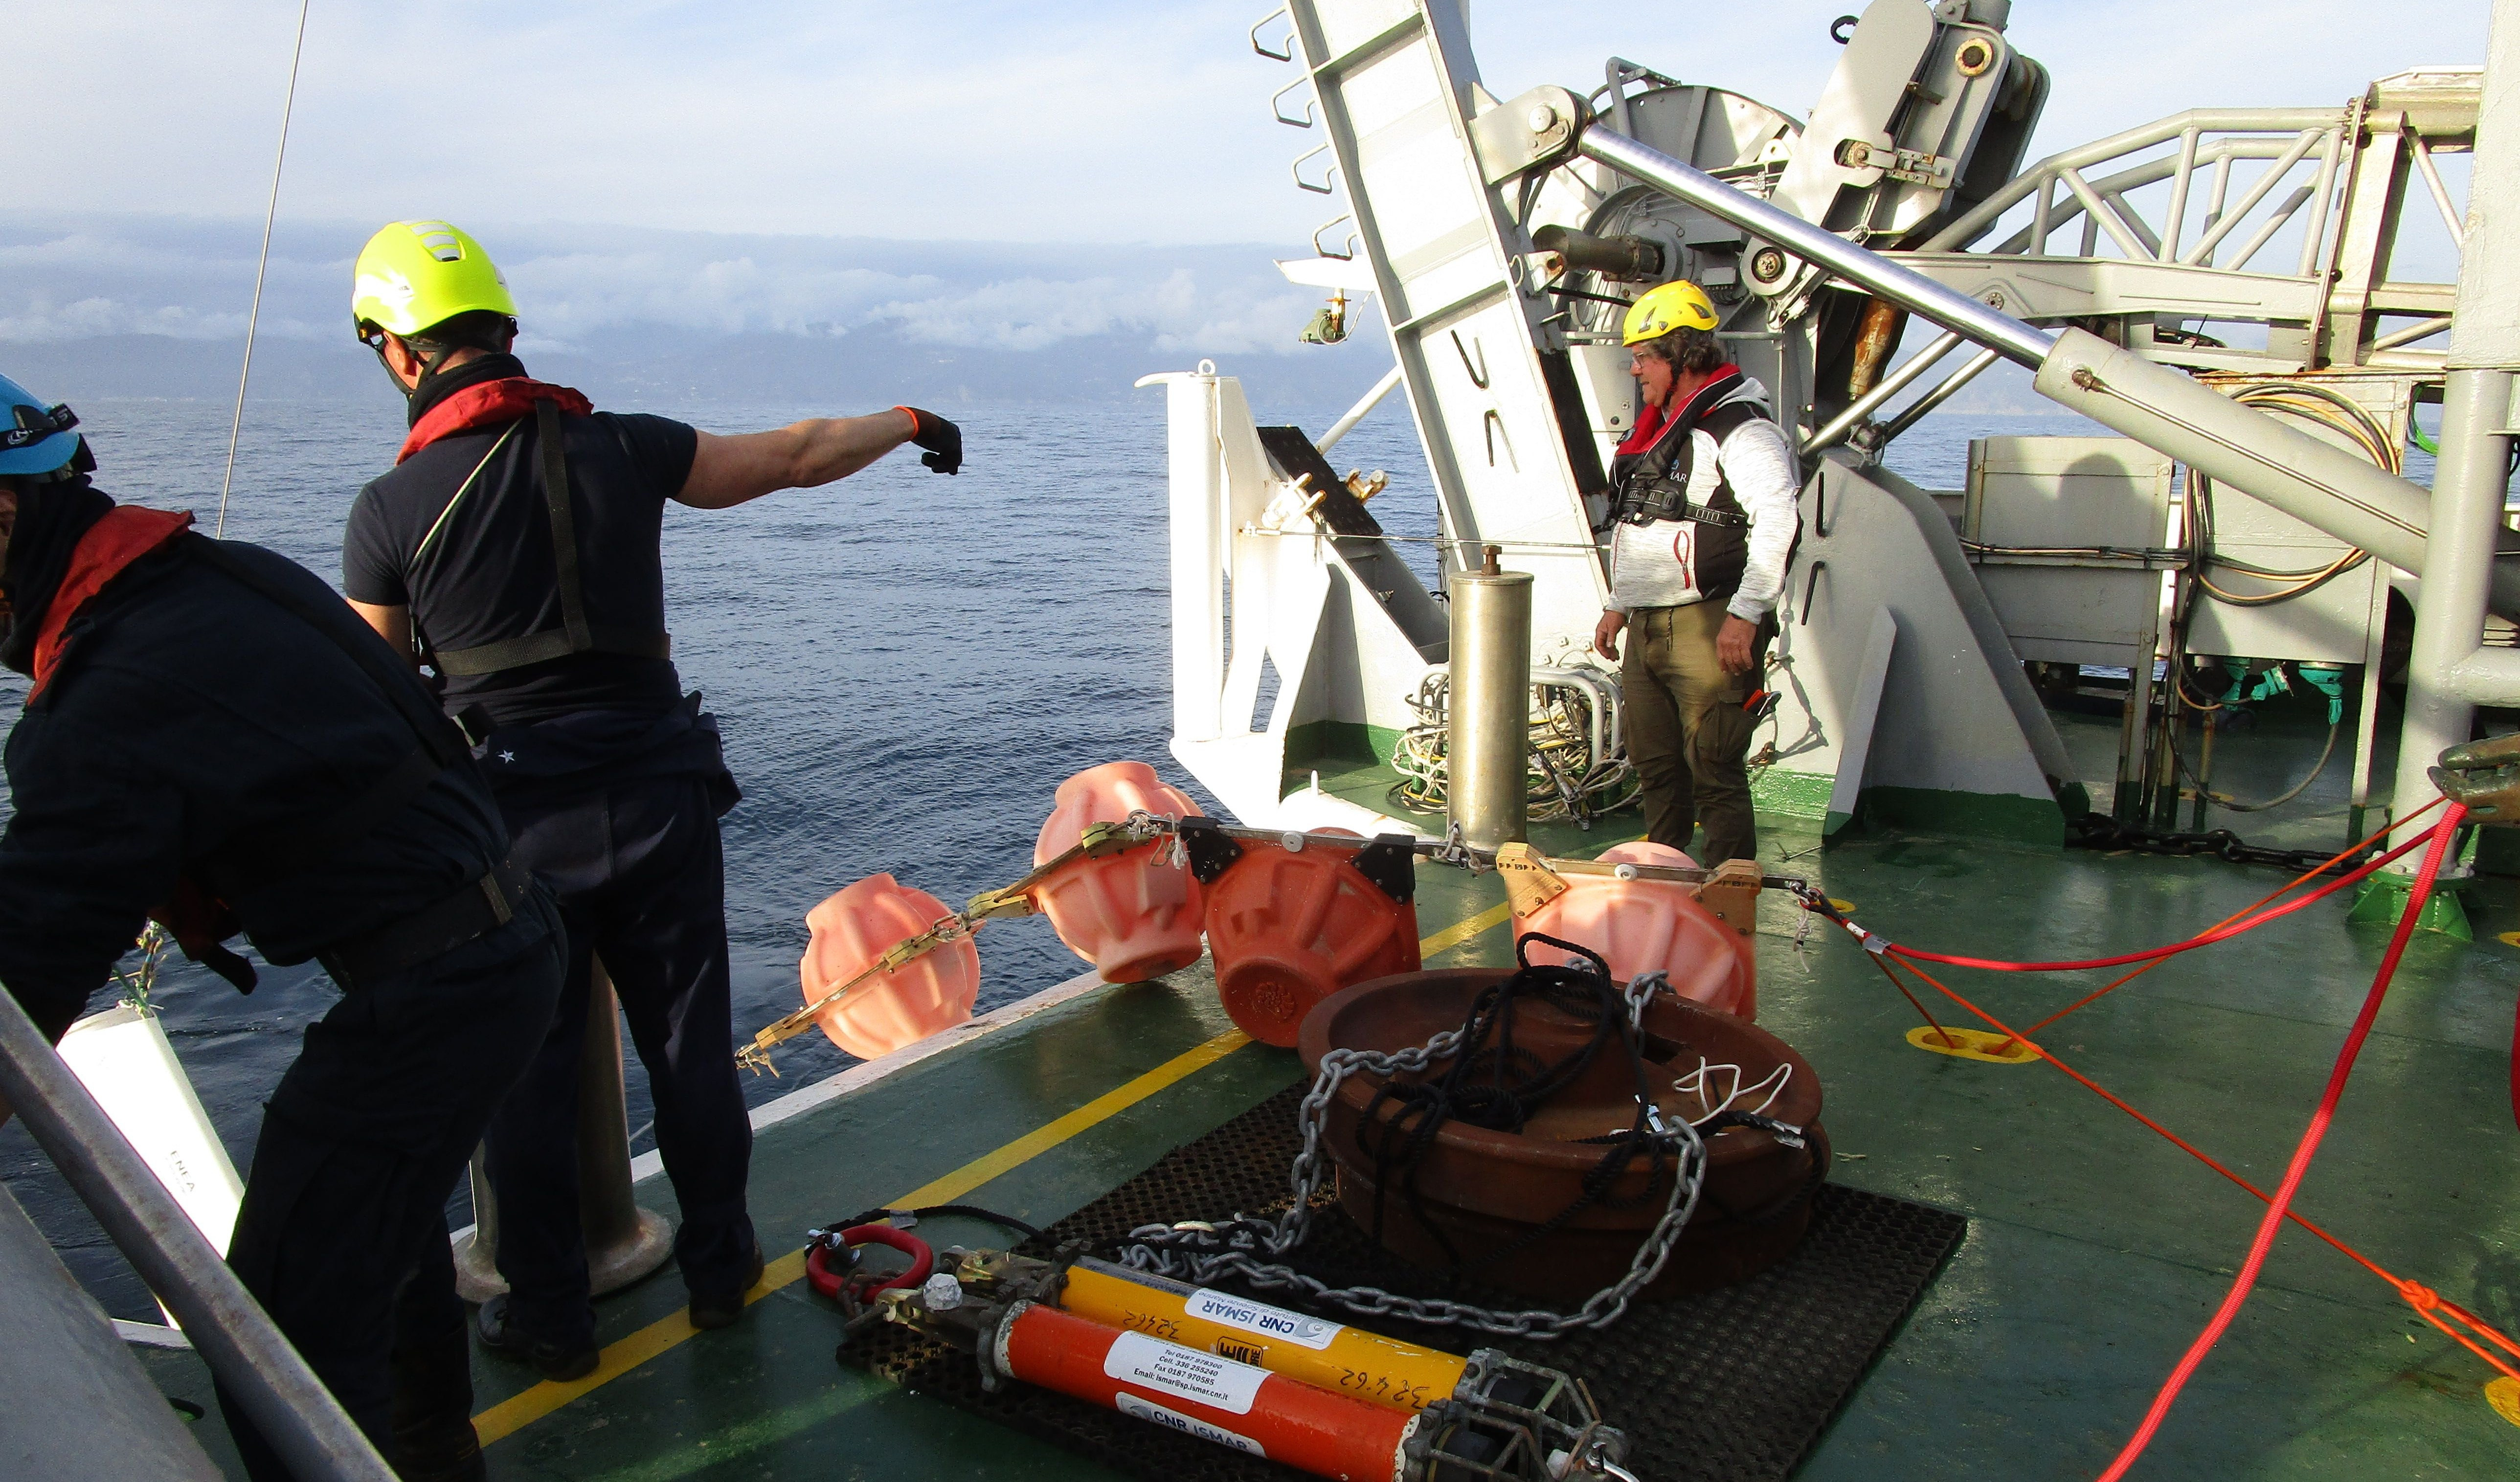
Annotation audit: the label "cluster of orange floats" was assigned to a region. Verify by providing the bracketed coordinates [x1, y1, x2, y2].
[740, 759, 1760, 1073]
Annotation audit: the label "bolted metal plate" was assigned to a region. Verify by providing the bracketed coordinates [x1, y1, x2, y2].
[840, 1086, 1967, 1482]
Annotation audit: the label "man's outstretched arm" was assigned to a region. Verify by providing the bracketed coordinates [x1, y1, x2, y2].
[677, 406, 962, 510]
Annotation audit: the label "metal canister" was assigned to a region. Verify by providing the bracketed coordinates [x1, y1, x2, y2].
[1448, 547, 1532, 849]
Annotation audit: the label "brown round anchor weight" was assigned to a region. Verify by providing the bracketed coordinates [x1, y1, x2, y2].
[1296, 968, 1825, 1302]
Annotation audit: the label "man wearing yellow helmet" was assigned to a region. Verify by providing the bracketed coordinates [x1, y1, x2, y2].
[339, 220, 965, 1379]
[1590, 279, 1800, 866]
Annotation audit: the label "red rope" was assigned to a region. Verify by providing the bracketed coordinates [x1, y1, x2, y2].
[1884, 824, 2433, 974]
[1874, 952, 2520, 1387]
[1999, 799, 2443, 1049]
[2092, 804, 2466, 1481]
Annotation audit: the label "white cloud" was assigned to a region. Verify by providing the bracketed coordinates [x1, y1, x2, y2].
[0, 216, 1331, 359]
[8, 1, 2498, 255]
[503, 250, 937, 339]
[866, 268, 1313, 355]
[0, 294, 269, 343]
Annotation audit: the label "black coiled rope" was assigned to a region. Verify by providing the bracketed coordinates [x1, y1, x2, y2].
[1358, 932, 1671, 1279]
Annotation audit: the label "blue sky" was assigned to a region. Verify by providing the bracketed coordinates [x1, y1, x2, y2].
[21, 0, 2494, 246]
[4, 0, 2495, 397]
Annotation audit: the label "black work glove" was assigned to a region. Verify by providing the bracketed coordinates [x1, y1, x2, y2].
[896, 406, 962, 474]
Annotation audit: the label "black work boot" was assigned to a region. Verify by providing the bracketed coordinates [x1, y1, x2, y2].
[686, 1244, 766, 1331]
[475, 1293, 599, 1381]
[391, 1311, 485, 1482]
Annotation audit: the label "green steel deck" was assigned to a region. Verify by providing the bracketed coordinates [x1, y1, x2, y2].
[141, 709, 2520, 1479]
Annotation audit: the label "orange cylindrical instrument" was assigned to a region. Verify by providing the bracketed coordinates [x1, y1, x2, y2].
[995, 1301, 1416, 1479]
[1056, 1257, 1467, 1413]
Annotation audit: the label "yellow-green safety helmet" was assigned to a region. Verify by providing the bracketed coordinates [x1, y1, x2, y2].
[1620, 279, 1719, 346]
[350, 220, 519, 340]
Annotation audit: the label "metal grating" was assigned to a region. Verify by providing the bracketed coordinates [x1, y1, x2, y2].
[841, 1086, 1967, 1481]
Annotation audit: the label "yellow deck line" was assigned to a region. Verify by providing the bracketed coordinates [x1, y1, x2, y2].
[474, 1028, 1250, 1444]
[1419, 899, 1511, 958]
[474, 902, 1512, 1445]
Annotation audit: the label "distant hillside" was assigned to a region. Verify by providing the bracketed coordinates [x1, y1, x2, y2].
[2, 210, 2076, 420]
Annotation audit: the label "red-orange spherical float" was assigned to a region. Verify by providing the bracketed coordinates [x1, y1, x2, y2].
[1032, 761, 1206, 984]
[1510, 838, 1755, 1018]
[799, 874, 980, 1059]
[1201, 828, 1419, 1047]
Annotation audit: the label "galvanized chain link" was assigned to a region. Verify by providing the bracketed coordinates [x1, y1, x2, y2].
[1115, 985, 1711, 1339]
[2066, 813, 2381, 876]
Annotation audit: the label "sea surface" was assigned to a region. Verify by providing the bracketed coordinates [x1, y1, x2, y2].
[0, 383, 2067, 1318]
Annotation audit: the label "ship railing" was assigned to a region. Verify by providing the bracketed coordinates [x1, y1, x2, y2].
[1911, 77, 2480, 367]
[0, 988, 397, 1481]
[1920, 107, 2358, 271]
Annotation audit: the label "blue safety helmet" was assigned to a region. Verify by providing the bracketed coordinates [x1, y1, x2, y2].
[0, 372, 92, 481]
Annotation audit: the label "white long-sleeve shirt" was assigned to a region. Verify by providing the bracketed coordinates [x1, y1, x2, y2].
[1606, 375, 1800, 623]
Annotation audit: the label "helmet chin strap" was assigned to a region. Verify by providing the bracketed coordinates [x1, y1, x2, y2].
[370, 336, 465, 414]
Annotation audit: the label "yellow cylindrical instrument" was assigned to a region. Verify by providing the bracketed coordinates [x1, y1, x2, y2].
[1056, 1257, 1469, 1413]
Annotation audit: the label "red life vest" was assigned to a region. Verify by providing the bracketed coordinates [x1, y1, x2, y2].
[399, 377, 593, 464]
[25, 505, 194, 703]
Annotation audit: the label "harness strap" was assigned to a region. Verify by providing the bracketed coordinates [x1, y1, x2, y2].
[183, 538, 475, 899]
[317, 853, 533, 990]
[432, 625, 671, 677]
[1615, 478, 1752, 528]
[429, 401, 671, 677]
[539, 400, 595, 654]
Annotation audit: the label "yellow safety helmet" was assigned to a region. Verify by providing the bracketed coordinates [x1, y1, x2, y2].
[350, 220, 519, 340]
[1620, 279, 1719, 346]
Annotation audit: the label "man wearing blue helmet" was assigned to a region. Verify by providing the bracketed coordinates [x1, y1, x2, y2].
[0, 372, 564, 1481]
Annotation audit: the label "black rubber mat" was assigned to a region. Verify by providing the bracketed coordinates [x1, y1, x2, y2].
[841, 1086, 1967, 1481]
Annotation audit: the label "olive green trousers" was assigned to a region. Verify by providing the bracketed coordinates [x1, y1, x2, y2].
[1619, 601, 1766, 866]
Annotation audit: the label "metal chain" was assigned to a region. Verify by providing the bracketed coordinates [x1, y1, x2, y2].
[1114, 974, 1713, 1338]
[2066, 813, 2381, 876]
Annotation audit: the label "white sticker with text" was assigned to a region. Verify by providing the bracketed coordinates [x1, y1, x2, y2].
[1103, 1330, 1269, 1414]
[1186, 1288, 1343, 1351]
[1114, 1393, 1267, 1456]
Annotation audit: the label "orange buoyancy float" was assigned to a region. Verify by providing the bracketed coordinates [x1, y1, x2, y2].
[1032, 761, 1207, 984]
[1196, 825, 1421, 1047]
[799, 874, 981, 1059]
[1510, 839, 1756, 1019]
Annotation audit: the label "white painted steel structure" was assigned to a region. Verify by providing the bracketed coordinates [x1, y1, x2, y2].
[1157, 0, 2513, 859]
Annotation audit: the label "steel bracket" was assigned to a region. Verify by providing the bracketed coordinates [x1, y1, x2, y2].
[1176, 816, 1246, 884]
[1352, 834, 1419, 902]
[1468, 85, 1590, 187]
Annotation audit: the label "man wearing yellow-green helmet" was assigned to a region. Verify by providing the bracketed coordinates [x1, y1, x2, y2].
[339, 219, 964, 1381]
[1590, 279, 1799, 867]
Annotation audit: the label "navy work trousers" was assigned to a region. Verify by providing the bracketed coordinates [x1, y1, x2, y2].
[221, 889, 563, 1480]
[482, 771, 755, 1349]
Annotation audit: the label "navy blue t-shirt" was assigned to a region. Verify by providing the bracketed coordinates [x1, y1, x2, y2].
[344, 408, 698, 728]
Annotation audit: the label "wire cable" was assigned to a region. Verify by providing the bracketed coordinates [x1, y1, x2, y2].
[215, 0, 312, 539]
[2169, 716, 2340, 812]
